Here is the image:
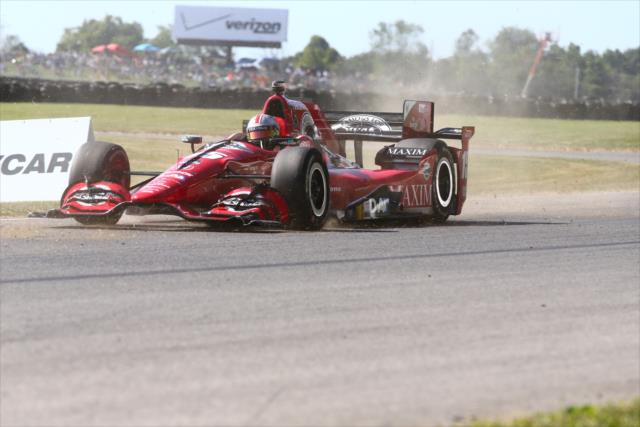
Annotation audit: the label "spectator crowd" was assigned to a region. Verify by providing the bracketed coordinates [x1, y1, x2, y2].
[0, 49, 334, 91]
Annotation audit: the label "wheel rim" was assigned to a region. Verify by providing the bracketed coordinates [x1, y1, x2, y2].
[105, 150, 130, 188]
[308, 163, 327, 217]
[436, 158, 453, 207]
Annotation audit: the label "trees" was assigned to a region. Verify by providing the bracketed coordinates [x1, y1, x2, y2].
[41, 13, 638, 103]
[487, 27, 539, 96]
[1, 35, 30, 56]
[448, 29, 490, 95]
[370, 20, 426, 54]
[601, 48, 640, 101]
[335, 22, 638, 102]
[56, 15, 144, 52]
[150, 25, 175, 49]
[581, 50, 614, 100]
[294, 35, 342, 71]
[365, 20, 430, 88]
[532, 43, 582, 100]
[455, 29, 479, 56]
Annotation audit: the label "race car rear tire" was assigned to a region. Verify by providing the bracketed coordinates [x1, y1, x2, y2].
[68, 141, 130, 225]
[431, 147, 455, 223]
[271, 147, 329, 230]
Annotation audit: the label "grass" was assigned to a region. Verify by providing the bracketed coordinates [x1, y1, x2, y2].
[437, 114, 640, 152]
[468, 398, 640, 427]
[1, 102, 638, 216]
[0, 201, 59, 217]
[469, 156, 640, 194]
[0, 102, 253, 136]
[1, 102, 639, 152]
[100, 134, 187, 173]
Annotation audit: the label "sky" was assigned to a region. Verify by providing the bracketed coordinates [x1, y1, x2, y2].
[1, 0, 639, 60]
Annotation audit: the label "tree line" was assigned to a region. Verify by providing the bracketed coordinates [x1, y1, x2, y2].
[3, 16, 638, 103]
[296, 22, 639, 103]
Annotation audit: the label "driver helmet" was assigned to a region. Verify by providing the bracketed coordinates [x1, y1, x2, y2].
[247, 114, 280, 147]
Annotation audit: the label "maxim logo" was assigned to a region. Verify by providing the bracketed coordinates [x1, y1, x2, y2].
[388, 147, 428, 157]
[401, 184, 431, 207]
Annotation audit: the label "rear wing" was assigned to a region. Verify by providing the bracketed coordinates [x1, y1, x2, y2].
[322, 100, 475, 166]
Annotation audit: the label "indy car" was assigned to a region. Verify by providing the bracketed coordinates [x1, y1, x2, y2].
[46, 81, 474, 229]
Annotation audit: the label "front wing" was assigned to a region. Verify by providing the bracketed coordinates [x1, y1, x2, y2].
[48, 182, 289, 227]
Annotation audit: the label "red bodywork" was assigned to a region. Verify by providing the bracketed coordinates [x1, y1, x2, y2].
[54, 92, 474, 226]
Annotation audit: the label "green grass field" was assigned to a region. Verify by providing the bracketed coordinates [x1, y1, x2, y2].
[469, 399, 640, 427]
[1, 102, 638, 217]
[1, 102, 639, 151]
[0, 102, 250, 136]
[441, 114, 640, 152]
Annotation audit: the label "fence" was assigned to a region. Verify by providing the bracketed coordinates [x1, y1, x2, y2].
[1, 77, 638, 121]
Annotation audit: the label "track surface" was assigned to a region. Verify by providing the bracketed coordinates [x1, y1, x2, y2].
[1, 192, 639, 426]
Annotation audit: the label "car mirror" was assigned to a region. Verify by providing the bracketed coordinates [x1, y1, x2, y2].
[181, 135, 203, 153]
[181, 135, 202, 144]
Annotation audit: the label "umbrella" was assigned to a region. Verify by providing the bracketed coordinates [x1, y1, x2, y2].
[237, 57, 256, 65]
[91, 43, 133, 56]
[91, 44, 108, 54]
[133, 43, 160, 53]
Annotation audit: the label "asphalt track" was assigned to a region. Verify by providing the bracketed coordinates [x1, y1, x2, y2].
[1, 191, 639, 426]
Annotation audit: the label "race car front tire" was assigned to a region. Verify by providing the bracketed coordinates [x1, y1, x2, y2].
[73, 213, 122, 226]
[431, 147, 455, 223]
[271, 147, 329, 230]
[68, 141, 130, 225]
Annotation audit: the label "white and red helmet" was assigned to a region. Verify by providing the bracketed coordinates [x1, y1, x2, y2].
[246, 114, 280, 144]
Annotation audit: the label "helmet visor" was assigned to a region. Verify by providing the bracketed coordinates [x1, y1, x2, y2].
[248, 128, 276, 141]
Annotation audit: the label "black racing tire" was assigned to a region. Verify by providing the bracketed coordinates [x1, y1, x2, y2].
[69, 141, 130, 188]
[431, 146, 455, 223]
[271, 147, 329, 230]
[74, 213, 122, 226]
[68, 141, 130, 225]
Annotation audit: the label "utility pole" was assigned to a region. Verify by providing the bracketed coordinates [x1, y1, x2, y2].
[574, 66, 581, 99]
[521, 32, 552, 98]
[225, 46, 233, 66]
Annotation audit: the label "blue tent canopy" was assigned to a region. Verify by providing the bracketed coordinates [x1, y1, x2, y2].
[133, 43, 160, 53]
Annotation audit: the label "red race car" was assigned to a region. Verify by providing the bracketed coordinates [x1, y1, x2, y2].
[47, 81, 474, 229]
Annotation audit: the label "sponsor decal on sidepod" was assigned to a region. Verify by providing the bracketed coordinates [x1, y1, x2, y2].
[388, 147, 428, 157]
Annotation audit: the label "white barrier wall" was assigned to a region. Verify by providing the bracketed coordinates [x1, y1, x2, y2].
[0, 117, 94, 202]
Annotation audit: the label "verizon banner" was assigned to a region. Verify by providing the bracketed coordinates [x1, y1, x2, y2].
[0, 117, 94, 202]
[173, 5, 288, 48]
